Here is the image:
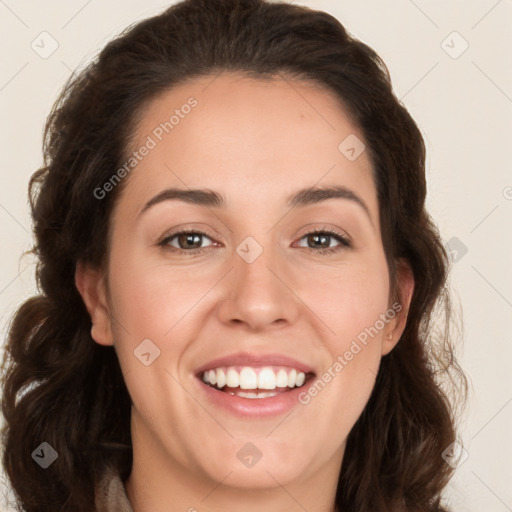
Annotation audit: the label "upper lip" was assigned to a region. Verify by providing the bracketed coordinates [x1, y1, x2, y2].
[194, 352, 316, 376]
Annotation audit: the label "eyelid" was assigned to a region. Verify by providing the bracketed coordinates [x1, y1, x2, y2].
[157, 223, 222, 243]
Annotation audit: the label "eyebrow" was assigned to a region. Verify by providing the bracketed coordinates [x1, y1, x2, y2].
[138, 185, 373, 225]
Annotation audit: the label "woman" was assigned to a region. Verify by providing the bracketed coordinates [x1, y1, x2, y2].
[0, 0, 467, 510]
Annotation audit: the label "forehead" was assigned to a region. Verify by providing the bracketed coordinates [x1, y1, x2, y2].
[115, 72, 378, 224]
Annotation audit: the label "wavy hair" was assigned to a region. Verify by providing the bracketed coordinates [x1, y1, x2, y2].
[1, 0, 467, 510]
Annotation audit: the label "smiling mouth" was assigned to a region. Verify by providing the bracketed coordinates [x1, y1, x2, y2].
[197, 365, 316, 399]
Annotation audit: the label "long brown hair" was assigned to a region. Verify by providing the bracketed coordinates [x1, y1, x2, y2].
[1, 0, 467, 510]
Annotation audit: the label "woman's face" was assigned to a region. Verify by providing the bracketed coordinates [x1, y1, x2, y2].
[78, 72, 412, 493]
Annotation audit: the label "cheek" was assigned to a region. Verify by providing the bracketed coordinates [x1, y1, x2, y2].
[297, 254, 390, 340]
[108, 259, 212, 342]
[296, 253, 389, 399]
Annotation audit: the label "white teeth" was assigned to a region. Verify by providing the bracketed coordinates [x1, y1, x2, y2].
[239, 367, 258, 389]
[234, 390, 280, 399]
[276, 369, 288, 387]
[287, 369, 297, 388]
[200, 365, 309, 391]
[226, 368, 240, 388]
[216, 368, 226, 388]
[258, 367, 276, 389]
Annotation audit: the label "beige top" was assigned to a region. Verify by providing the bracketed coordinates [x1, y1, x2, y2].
[94, 465, 134, 512]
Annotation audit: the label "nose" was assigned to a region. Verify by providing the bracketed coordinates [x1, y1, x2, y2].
[216, 241, 301, 332]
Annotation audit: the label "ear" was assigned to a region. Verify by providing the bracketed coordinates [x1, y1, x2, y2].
[381, 258, 415, 356]
[75, 261, 114, 346]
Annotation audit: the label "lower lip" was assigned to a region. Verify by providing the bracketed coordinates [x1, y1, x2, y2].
[196, 377, 315, 418]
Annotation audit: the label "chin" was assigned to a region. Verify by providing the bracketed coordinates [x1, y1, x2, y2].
[197, 439, 312, 489]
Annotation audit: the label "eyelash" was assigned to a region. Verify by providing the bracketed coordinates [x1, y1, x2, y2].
[157, 227, 352, 256]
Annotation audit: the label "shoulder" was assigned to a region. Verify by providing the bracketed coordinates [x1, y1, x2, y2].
[95, 465, 134, 512]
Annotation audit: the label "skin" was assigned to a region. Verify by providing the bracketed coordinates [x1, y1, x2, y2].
[76, 72, 414, 512]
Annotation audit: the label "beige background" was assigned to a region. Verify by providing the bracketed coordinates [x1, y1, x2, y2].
[1, 0, 511, 510]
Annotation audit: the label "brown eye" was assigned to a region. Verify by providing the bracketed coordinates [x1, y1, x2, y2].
[159, 231, 214, 252]
[296, 229, 351, 254]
